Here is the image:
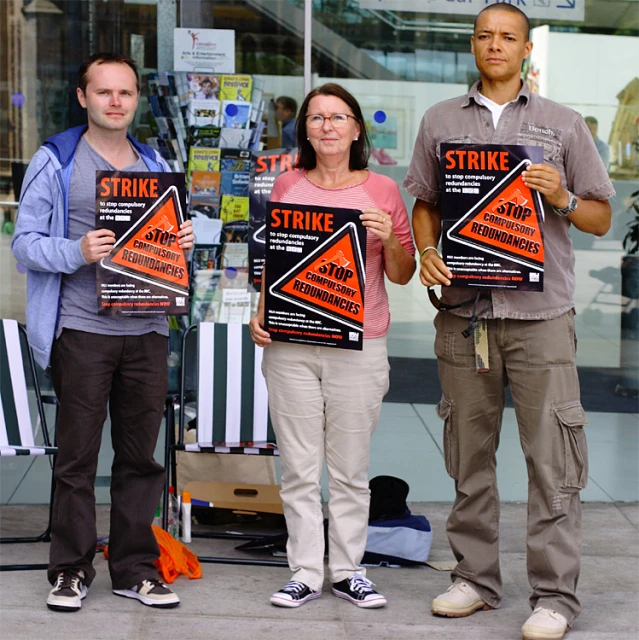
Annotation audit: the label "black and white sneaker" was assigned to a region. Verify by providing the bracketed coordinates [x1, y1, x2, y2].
[270, 580, 321, 608]
[332, 573, 387, 608]
[47, 569, 88, 612]
[113, 578, 180, 609]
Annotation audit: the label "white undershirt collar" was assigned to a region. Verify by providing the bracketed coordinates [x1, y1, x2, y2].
[476, 92, 515, 129]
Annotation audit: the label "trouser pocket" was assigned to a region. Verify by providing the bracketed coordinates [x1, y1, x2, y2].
[554, 402, 589, 491]
[437, 396, 459, 479]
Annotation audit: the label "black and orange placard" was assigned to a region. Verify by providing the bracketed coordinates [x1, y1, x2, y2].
[441, 144, 545, 291]
[265, 202, 366, 350]
[96, 171, 189, 316]
[248, 149, 299, 286]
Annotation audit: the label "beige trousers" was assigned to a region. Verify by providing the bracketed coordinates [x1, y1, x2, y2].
[262, 337, 389, 591]
[435, 311, 588, 624]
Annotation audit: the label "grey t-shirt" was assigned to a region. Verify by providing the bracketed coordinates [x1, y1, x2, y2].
[57, 137, 169, 338]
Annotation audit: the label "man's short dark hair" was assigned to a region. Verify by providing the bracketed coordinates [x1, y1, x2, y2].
[295, 83, 370, 172]
[474, 4, 531, 41]
[276, 96, 298, 117]
[585, 116, 598, 126]
[202, 78, 213, 87]
[78, 53, 140, 93]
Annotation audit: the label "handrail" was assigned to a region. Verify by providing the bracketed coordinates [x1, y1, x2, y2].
[0, 202, 18, 209]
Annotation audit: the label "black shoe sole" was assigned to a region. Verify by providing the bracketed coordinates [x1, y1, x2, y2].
[47, 604, 82, 612]
[113, 591, 180, 608]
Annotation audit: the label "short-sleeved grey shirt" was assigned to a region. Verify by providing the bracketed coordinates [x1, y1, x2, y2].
[404, 81, 615, 320]
[57, 136, 169, 338]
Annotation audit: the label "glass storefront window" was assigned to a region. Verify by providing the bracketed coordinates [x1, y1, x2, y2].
[1, 0, 637, 505]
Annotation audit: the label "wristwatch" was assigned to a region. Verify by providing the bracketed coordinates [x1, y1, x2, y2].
[554, 190, 578, 217]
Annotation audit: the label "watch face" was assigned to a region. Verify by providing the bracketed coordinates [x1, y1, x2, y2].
[558, 192, 577, 215]
[567, 193, 578, 212]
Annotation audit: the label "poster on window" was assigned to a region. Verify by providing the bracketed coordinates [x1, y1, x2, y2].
[248, 148, 298, 287]
[96, 171, 189, 316]
[173, 28, 235, 73]
[440, 143, 545, 291]
[265, 202, 367, 350]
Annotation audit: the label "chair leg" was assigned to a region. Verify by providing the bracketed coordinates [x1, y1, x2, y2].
[0, 562, 48, 572]
[162, 396, 176, 532]
[163, 394, 287, 567]
[196, 556, 288, 567]
[0, 455, 55, 571]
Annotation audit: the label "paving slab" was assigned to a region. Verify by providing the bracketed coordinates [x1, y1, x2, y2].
[1, 502, 637, 640]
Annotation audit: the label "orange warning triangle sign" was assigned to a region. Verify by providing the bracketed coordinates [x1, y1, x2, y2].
[447, 159, 544, 270]
[101, 185, 189, 293]
[269, 222, 366, 331]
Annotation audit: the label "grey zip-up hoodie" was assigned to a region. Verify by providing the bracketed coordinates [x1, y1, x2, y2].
[11, 125, 169, 369]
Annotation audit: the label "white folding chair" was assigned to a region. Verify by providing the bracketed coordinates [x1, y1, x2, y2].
[0, 319, 57, 571]
[166, 322, 286, 566]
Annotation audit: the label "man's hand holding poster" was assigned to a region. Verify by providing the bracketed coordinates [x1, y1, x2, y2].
[265, 202, 366, 350]
[441, 144, 545, 291]
[96, 171, 190, 315]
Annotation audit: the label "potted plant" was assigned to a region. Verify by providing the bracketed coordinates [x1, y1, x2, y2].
[617, 189, 639, 397]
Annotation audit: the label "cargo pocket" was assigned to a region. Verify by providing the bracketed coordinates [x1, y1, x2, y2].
[555, 402, 589, 491]
[437, 397, 459, 479]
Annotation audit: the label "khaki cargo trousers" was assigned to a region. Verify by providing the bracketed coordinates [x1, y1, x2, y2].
[434, 310, 588, 624]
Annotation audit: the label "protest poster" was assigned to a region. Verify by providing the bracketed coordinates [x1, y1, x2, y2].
[264, 202, 366, 350]
[441, 143, 545, 291]
[248, 148, 298, 286]
[96, 172, 189, 316]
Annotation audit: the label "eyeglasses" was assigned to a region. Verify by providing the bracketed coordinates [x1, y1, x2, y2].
[305, 113, 357, 129]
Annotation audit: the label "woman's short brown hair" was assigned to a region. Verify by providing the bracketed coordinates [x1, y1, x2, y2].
[295, 83, 370, 172]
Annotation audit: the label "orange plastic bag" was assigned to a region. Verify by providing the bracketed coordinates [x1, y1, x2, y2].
[151, 525, 202, 583]
[103, 525, 202, 584]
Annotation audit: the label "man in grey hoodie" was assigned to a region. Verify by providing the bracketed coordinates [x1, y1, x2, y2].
[12, 53, 194, 612]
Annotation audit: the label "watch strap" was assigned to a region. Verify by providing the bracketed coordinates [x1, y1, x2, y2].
[554, 190, 577, 216]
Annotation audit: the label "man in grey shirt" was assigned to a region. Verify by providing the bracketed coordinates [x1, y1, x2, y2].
[12, 53, 194, 612]
[405, 5, 613, 640]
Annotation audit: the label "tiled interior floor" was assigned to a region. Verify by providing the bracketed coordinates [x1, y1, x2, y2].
[1, 231, 637, 506]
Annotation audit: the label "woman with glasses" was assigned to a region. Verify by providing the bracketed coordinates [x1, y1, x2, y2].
[250, 83, 415, 609]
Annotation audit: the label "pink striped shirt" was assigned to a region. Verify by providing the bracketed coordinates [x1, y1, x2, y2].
[270, 170, 415, 339]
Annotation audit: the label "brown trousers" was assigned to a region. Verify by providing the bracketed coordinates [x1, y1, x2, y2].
[49, 329, 168, 589]
[434, 311, 588, 624]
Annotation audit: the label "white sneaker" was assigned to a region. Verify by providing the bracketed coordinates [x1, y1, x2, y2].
[47, 569, 88, 612]
[522, 607, 569, 640]
[431, 581, 492, 617]
[113, 578, 180, 609]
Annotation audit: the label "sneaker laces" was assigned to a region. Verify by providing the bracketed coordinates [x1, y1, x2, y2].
[140, 578, 168, 593]
[55, 570, 82, 593]
[347, 574, 375, 595]
[281, 580, 307, 595]
[533, 607, 565, 621]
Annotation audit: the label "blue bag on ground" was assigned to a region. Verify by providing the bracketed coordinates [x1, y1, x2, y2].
[364, 512, 432, 566]
[363, 475, 432, 566]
